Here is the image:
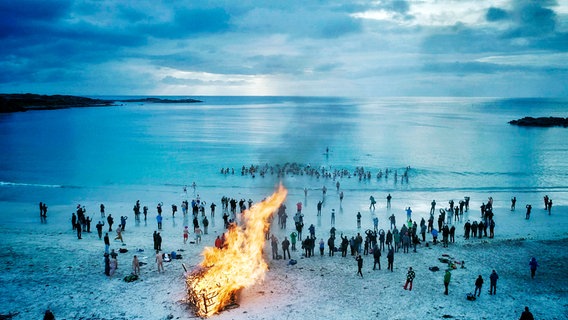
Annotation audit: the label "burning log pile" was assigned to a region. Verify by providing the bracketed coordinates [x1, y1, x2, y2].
[186, 185, 287, 317]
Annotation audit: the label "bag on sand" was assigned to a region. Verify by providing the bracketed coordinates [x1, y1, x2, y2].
[124, 274, 139, 282]
[466, 293, 476, 301]
[288, 259, 297, 265]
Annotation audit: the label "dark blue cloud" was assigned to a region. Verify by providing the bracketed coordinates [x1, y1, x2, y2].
[0, 0, 70, 39]
[486, 7, 509, 21]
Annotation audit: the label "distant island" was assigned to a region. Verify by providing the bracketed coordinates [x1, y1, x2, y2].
[0, 93, 202, 113]
[509, 116, 568, 128]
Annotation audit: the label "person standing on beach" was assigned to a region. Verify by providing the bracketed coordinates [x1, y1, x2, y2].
[96, 221, 104, 239]
[156, 213, 163, 230]
[442, 269, 452, 295]
[547, 199, 552, 215]
[100, 203, 105, 218]
[71, 212, 77, 231]
[511, 197, 516, 211]
[104, 233, 110, 253]
[474, 275, 484, 297]
[355, 253, 363, 277]
[405, 207, 412, 222]
[529, 257, 538, 279]
[525, 204, 532, 220]
[107, 214, 114, 232]
[489, 270, 499, 295]
[132, 255, 140, 276]
[543, 195, 549, 210]
[373, 245, 381, 270]
[356, 211, 362, 229]
[330, 209, 335, 226]
[317, 200, 322, 216]
[290, 232, 297, 251]
[75, 219, 82, 239]
[369, 196, 376, 210]
[404, 267, 415, 290]
[43, 308, 55, 320]
[156, 232, 162, 251]
[156, 250, 164, 273]
[386, 193, 392, 209]
[109, 255, 117, 277]
[430, 200, 436, 215]
[387, 247, 394, 272]
[282, 236, 291, 259]
[519, 306, 535, 320]
[104, 253, 110, 276]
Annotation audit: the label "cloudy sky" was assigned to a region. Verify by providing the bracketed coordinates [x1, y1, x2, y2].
[1, 0, 567, 97]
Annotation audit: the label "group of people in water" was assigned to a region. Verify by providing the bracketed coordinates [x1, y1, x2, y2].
[220, 163, 412, 183]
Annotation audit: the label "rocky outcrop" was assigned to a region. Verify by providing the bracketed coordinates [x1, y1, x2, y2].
[0, 94, 113, 113]
[0, 94, 202, 113]
[118, 97, 202, 103]
[509, 117, 568, 128]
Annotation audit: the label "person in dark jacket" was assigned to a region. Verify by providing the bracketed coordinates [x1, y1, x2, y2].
[489, 270, 499, 295]
[474, 275, 484, 297]
[387, 247, 394, 272]
[529, 257, 538, 279]
[404, 267, 415, 290]
[373, 244, 381, 270]
[355, 253, 363, 277]
[43, 308, 55, 320]
[519, 306, 534, 320]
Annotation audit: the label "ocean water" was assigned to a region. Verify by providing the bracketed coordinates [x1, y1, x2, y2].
[0, 96, 567, 214]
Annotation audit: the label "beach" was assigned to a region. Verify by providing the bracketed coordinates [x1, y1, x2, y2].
[0, 183, 567, 320]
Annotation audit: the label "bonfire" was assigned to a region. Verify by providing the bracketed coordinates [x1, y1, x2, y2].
[186, 184, 287, 317]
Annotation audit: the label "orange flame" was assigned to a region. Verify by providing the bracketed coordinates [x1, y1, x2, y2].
[186, 184, 287, 317]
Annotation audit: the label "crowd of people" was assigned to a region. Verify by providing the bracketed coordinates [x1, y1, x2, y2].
[36, 177, 552, 320]
[220, 163, 413, 183]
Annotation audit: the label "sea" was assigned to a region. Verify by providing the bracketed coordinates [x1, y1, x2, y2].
[1, 96, 567, 221]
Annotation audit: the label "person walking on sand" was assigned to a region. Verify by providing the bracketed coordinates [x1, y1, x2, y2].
[519, 306, 535, 320]
[114, 225, 123, 243]
[183, 226, 189, 244]
[474, 275, 484, 297]
[132, 255, 140, 275]
[156, 250, 164, 273]
[489, 269, 499, 295]
[404, 267, 415, 290]
[355, 253, 363, 277]
[529, 257, 538, 279]
[369, 195, 376, 210]
[444, 270, 451, 295]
